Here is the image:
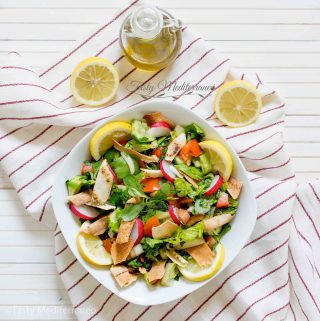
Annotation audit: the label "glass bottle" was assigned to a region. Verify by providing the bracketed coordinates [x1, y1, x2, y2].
[119, 5, 183, 71]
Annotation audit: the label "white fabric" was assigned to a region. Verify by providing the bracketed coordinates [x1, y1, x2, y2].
[0, 1, 319, 320]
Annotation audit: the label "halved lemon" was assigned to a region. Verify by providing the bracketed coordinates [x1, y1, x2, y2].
[199, 140, 233, 181]
[89, 121, 131, 160]
[214, 80, 262, 127]
[77, 222, 112, 266]
[70, 57, 119, 107]
[178, 243, 224, 281]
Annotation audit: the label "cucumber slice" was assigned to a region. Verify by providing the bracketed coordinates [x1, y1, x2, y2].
[132, 120, 154, 143]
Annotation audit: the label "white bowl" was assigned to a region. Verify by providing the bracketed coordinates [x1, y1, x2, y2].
[52, 100, 257, 306]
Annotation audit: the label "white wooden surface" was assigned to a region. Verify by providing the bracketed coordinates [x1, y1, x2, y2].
[0, 0, 319, 320]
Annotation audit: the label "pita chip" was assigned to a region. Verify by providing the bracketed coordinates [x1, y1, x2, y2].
[186, 214, 205, 227]
[80, 216, 108, 236]
[116, 220, 135, 244]
[227, 178, 243, 199]
[68, 190, 92, 206]
[110, 265, 138, 287]
[86, 202, 115, 211]
[204, 214, 233, 232]
[186, 243, 215, 267]
[140, 169, 163, 178]
[165, 133, 187, 162]
[152, 220, 178, 239]
[147, 261, 166, 284]
[113, 139, 158, 163]
[111, 239, 134, 265]
[176, 208, 190, 225]
[92, 159, 113, 205]
[143, 112, 175, 128]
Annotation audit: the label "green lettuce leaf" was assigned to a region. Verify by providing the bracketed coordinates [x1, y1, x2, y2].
[174, 178, 193, 197]
[140, 237, 165, 260]
[120, 203, 145, 221]
[174, 164, 203, 180]
[153, 182, 171, 200]
[123, 175, 148, 198]
[184, 123, 205, 140]
[165, 222, 204, 245]
[108, 185, 130, 207]
[108, 208, 122, 233]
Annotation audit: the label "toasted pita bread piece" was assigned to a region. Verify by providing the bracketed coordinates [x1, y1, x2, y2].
[110, 265, 138, 287]
[116, 220, 135, 244]
[165, 249, 188, 267]
[186, 214, 205, 227]
[152, 220, 178, 239]
[113, 139, 159, 163]
[147, 261, 166, 284]
[92, 159, 113, 205]
[80, 216, 108, 236]
[227, 178, 243, 199]
[204, 214, 233, 232]
[205, 235, 217, 249]
[143, 112, 175, 128]
[68, 190, 92, 206]
[141, 169, 163, 178]
[111, 239, 134, 265]
[86, 202, 115, 211]
[176, 208, 190, 225]
[165, 133, 187, 162]
[186, 243, 215, 267]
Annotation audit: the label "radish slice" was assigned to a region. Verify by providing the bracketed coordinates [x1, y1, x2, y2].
[121, 152, 135, 175]
[148, 121, 171, 137]
[151, 121, 172, 129]
[160, 160, 176, 182]
[130, 218, 144, 245]
[69, 203, 100, 220]
[204, 175, 223, 196]
[168, 205, 181, 225]
[107, 164, 120, 184]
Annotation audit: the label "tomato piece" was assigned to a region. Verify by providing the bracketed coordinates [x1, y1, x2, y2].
[103, 239, 113, 252]
[152, 147, 163, 159]
[142, 178, 162, 193]
[81, 161, 93, 175]
[144, 216, 160, 237]
[216, 192, 229, 208]
[179, 139, 202, 161]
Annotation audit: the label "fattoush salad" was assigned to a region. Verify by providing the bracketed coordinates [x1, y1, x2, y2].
[66, 112, 243, 288]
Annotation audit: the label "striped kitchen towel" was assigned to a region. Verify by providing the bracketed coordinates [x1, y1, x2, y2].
[0, 1, 319, 320]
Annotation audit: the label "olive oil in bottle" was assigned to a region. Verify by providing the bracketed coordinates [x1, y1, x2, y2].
[119, 5, 182, 71]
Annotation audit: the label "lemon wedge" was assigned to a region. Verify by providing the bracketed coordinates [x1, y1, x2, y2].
[77, 222, 112, 266]
[178, 243, 224, 281]
[199, 140, 233, 181]
[89, 121, 131, 160]
[70, 57, 119, 107]
[214, 80, 262, 127]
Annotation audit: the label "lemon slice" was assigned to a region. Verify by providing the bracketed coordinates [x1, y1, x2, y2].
[199, 140, 233, 181]
[214, 80, 262, 127]
[178, 243, 224, 281]
[77, 222, 112, 266]
[90, 121, 132, 160]
[70, 57, 119, 107]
